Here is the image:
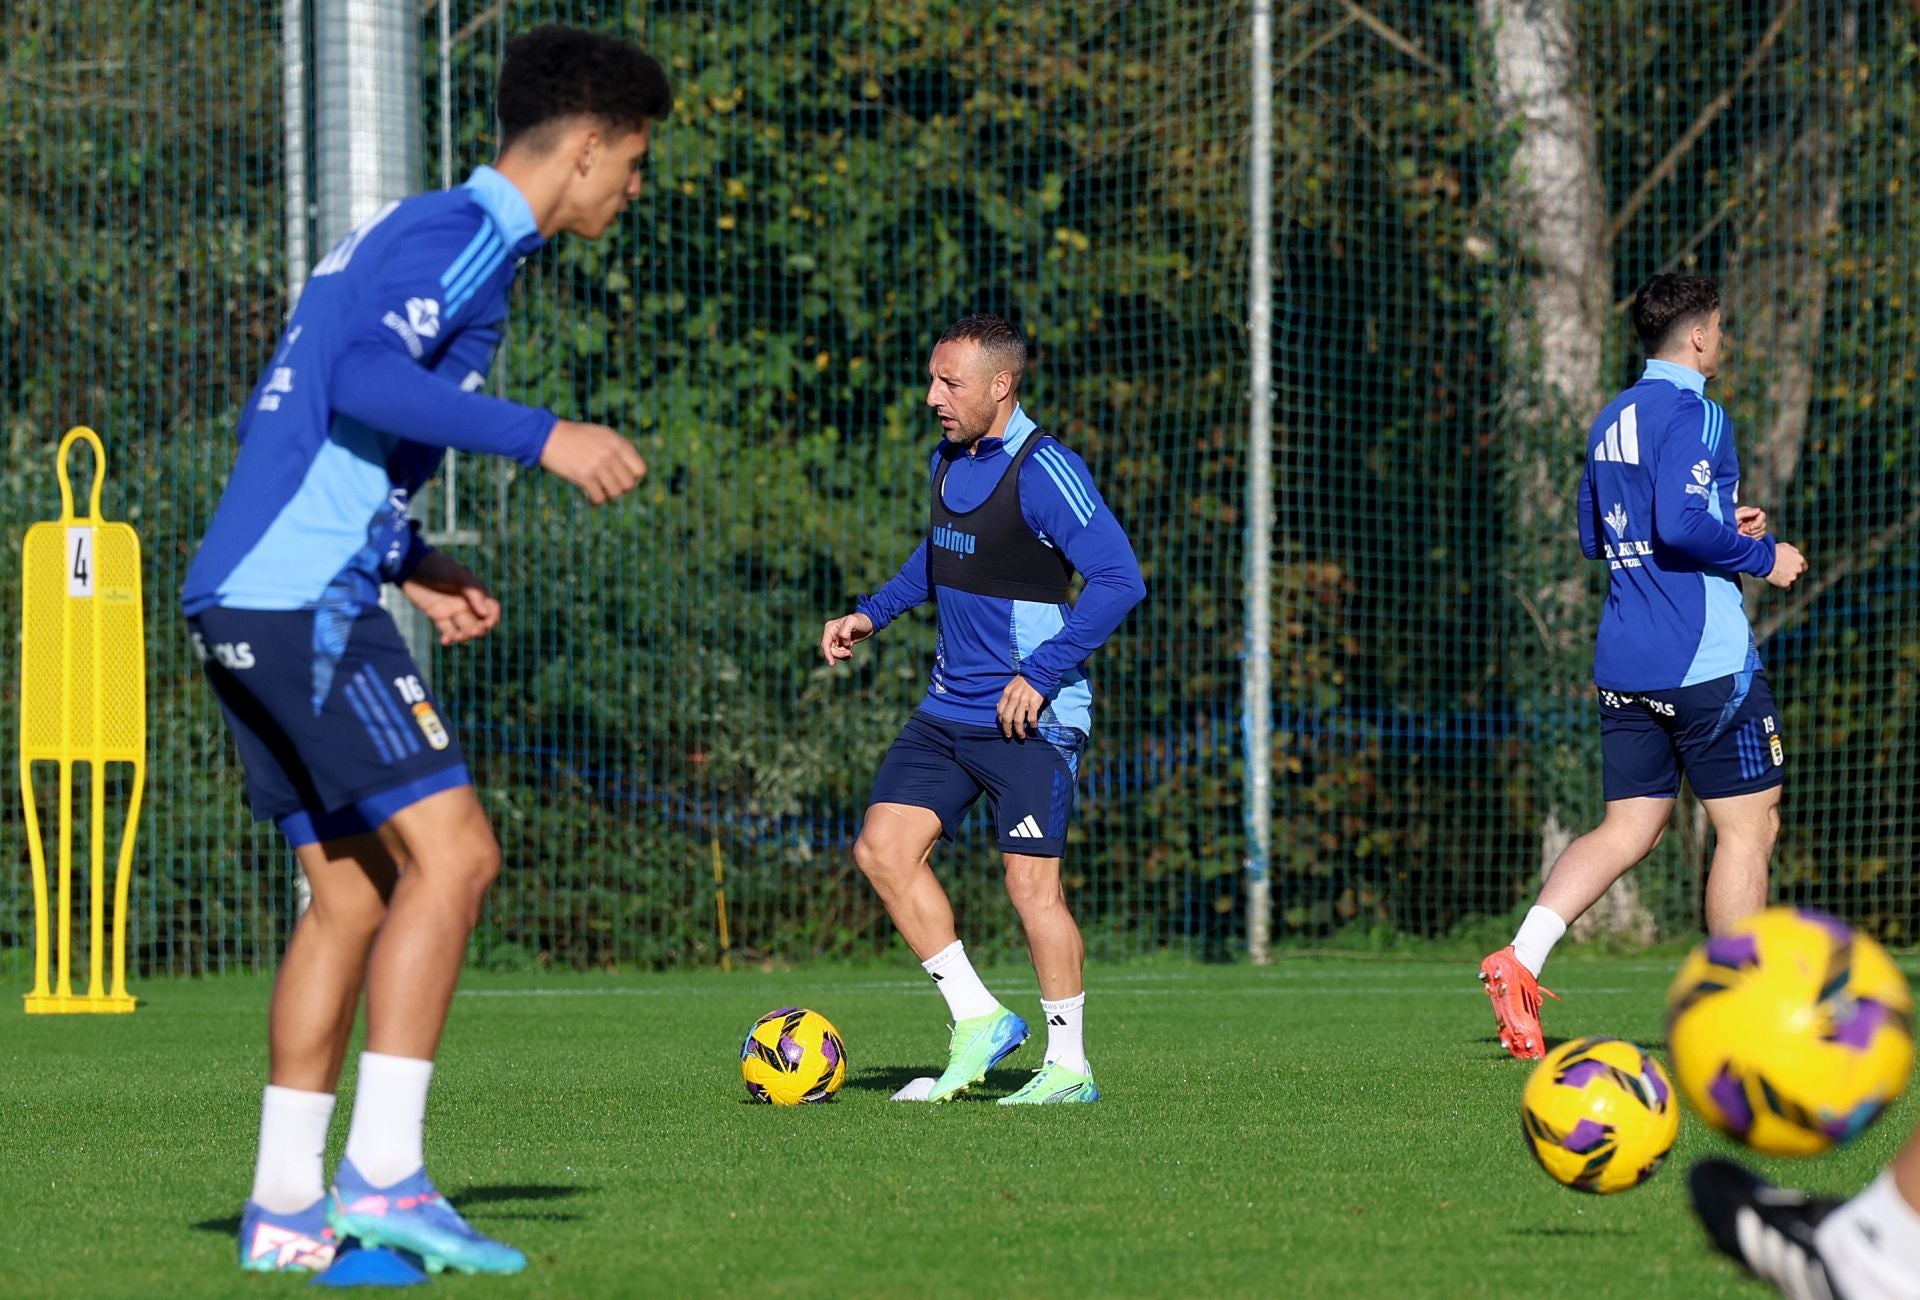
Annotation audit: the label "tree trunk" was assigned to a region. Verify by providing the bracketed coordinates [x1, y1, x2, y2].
[1477, 0, 1651, 939]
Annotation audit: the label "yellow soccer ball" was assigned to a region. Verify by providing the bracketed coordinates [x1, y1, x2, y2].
[1520, 1037, 1680, 1194]
[1666, 906, 1913, 1156]
[740, 1007, 847, 1105]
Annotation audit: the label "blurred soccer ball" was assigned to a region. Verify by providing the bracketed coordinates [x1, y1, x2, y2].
[740, 1007, 847, 1105]
[1520, 1036, 1679, 1194]
[1666, 906, 1913, 1156]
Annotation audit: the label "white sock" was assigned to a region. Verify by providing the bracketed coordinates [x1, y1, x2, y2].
[921, 941, 999, 1020]
[342, 1052, 434, 1188]
[1511, 905, 1569, 978]
[249, 1085, 336, 1213]
[1816, 1170, 1920, 1300]
[1041, 993, 1088, 1074]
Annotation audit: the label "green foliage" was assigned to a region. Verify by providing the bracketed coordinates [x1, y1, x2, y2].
[3, 1, 1918, 974]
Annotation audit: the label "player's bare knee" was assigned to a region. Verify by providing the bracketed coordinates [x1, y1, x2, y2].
[309, 891, 388, 939]
[467, 837, 504, 893]
[852, 835, 905, 884]
[411, 835, 502, 901]
[1003, 863, 1064, 916]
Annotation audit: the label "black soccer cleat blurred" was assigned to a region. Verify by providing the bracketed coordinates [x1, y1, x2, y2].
[1688, 1158, 1849, 1300]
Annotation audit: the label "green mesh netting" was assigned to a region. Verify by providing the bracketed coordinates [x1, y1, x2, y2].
[2, 1, 1914, 978]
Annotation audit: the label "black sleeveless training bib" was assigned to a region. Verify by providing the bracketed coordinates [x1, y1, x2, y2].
[927, 431, 1076, 603]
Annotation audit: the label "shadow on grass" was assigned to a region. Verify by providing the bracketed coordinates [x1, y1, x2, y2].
[456, 1184, 587, 1222]
[840, 1064, 1026, 1102]
[1475, 1035, 1669, 1055]
[191, 1184, 587, 1236]
[843, 1064, 934, 1096]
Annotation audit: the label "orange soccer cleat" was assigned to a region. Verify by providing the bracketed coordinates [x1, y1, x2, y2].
[1479, 945, 1561, 1060]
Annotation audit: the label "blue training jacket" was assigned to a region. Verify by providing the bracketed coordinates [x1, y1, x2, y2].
[182, 166, 557, 616]
[856, 406, 1147, 734]
[1579, 360, 1778, 692]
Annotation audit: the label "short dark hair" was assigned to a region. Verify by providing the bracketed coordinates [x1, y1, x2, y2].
[1630, 273, 1720, 354]
[937, 312, 1027, 387]
[497, 26, 672, 149]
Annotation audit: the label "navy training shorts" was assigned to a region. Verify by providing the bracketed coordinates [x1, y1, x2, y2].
[1598, 669, 1784, 802]
[188, 605, 470, 847]
[869, 709, 1086, 857]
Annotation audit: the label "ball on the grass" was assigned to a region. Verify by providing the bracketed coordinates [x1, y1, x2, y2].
[740, 1007, 846, 1105]
[1666, 906, 1913, 1156]
[1519, 1036, 1679, 1194]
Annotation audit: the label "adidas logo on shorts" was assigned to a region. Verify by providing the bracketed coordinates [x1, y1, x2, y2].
[1007, 815, 1045, 840]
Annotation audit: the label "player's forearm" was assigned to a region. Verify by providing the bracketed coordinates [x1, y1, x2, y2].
[1654, 501, 1776, 575]
[1020, 570, 1146, 693]
[854, 541, 931, 632]
[332, 343, 557, 466]
[1577, 469, 1602, 560]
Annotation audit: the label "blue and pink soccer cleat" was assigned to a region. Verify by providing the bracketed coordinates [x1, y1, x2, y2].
[238, 1197, 336, 1273]
[326, 1158, 526, 1275]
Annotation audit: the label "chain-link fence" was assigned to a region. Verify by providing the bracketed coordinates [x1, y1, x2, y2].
[3, 1, 1914, 977]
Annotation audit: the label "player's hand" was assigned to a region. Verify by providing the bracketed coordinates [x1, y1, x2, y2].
[820, 612, 874, 665]
[1765, 541, 1808, 589]
[540, 419, 647, 504]
[997, 675, 1045, 740]
[1735, 505, 1768, 538]
[402, 554, 501, 646]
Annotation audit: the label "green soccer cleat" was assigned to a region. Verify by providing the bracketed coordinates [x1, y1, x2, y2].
[928, 1006, 1029, 1102]
[997, 1060, 1100, 1105]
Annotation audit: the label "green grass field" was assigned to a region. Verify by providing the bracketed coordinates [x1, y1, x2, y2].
[3, 956, 1915, 1298]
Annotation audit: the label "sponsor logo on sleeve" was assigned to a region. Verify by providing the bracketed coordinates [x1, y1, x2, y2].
[381, 297, 442, 359]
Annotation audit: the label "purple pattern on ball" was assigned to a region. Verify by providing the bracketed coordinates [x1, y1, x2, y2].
[1798, 909, 1854, 946]
[779, 1033, 805, 1066]
[1645, 1064, 1670, 1108]
[1563, 1119, 1609, 1154]
[1821, 1099, 1885, 1142]
[1709, 1068, 1755, 1137]
[1705, 934, 1760, 969]
[1559, 1060, 1612, 1088]
[821, 1034, 841, 1068]
[1829, 999, 1893, 1051]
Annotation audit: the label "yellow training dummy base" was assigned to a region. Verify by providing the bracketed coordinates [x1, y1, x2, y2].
[19, 428, 146, 1013]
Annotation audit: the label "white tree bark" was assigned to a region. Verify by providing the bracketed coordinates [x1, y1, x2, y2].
[1478, 0, 1652, 940]
[1477, 0, 1608, 426]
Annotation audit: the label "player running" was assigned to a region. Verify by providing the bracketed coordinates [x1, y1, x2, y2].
[1689, 1121, 1920, 1300]
[185, 27, 664, 1275]
[819, 313, 1146, 1104]
[1479, 273, 1809, 1059]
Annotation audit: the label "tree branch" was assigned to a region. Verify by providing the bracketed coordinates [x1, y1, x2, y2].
[1605, 0, 1801, 245]
[453, 3, 505, 46]
[1276, 14, 1358, 84]
[1612, 194, 1746, 310]
[1337, 1, 1451, 81]
[1754, 503, 1920, 645]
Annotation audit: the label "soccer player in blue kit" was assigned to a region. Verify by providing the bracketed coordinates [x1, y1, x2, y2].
[183, 28, 665, 1275]
[819, 313, 1146, 1104]
[1479, 273, 1809, 1059]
